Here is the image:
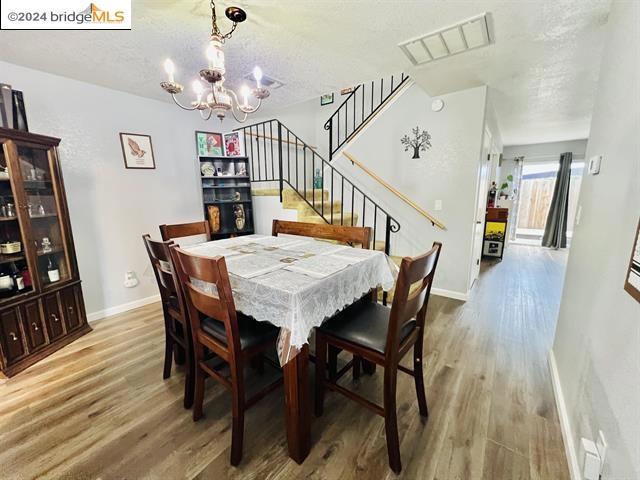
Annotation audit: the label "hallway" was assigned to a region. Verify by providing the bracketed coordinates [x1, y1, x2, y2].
[0, 245, 570, 479]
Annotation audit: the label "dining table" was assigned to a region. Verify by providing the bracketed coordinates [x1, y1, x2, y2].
[183, 233, 397, 463]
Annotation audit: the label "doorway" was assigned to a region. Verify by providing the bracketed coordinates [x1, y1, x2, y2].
[513, 160, 584, 246]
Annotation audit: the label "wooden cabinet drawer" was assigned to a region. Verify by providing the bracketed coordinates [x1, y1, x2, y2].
[21, 301, 48, 351]
[61, 286, 81, 331]
[0, 308, 28, 365]
[43, 294, 65, 341]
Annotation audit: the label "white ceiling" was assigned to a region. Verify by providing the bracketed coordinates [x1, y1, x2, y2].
[0, 0, 611, 145]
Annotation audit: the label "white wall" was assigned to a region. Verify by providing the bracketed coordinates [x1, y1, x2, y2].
[551, 1, 640, 478]
[0, 61, 237, 319]
[330, 84, 488, 297]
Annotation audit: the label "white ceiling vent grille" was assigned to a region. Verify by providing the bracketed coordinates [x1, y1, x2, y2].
[398, 13, 491, 66]
[242, 71, 285, 90]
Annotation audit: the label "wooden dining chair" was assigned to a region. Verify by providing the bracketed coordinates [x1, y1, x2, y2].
[142, 234, 194, 409]
[171, 246, 282, 466]
[159, 220, 212, 243]
[314, 242, 442, 473]
[272, 219, 374, 378]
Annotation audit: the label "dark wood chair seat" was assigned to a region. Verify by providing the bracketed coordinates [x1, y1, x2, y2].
[201, 315, 279, 350]
[318, 302, 415, 355]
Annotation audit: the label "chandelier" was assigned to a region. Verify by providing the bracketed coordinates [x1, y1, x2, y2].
[160, 1, 269, 122]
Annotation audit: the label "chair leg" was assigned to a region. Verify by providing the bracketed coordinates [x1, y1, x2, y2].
[163, 327, 173, 380]
[353, 355, 362, 380]
[314, 334, 327, 417]
[183, 342, 195, 409]
[384, 368, 402, 474]
[174, 321, 186, 365]
[328, 345, 339, 380]
[414, 336, 428, 419]
[230, 362, 246, 466]
[362, 359, 377, 375]
[192, 343, 206, 421]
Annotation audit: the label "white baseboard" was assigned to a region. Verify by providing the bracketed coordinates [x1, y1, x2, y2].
[87, 294, 161, 323]
[549, 350, 581, 480]
[431, 287, 469, 302]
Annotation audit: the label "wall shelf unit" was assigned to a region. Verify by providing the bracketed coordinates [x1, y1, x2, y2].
[198, 153, 254, 238]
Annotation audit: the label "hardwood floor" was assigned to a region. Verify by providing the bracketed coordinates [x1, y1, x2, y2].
[0, 245, 570, 479]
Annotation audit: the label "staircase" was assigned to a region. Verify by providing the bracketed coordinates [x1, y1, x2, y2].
[324, 72, 411, 159]
[234, 119, 399, 255]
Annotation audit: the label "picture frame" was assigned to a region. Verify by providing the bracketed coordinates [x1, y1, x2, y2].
[224, 131, 244, 157]
[196, 131, 224, 157]
[624, 218, 640, 303]
[119, 132, 155, 169]
[320, 93, 334, 106]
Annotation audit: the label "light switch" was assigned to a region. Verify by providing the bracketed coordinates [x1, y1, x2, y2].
[434, 200, 442, 211]
[588, 155, 602, 175]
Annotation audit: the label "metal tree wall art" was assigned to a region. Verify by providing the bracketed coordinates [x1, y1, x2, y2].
[401, 126, 432, 159]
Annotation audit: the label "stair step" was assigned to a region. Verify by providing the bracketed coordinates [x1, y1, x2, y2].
[282, 189, 329, 203]
[298, 213, 359, 226]
[292, 200, 343, 216]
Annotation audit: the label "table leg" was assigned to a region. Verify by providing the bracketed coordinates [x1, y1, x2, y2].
[283, 344, 311, 463]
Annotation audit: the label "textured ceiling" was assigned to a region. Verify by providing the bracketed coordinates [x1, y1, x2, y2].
[0, 0, 611, 145]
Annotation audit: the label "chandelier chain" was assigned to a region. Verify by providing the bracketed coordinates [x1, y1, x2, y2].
[210, 0, 237, 42]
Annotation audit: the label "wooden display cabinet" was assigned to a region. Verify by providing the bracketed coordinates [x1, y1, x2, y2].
[0, 128, 90, 377]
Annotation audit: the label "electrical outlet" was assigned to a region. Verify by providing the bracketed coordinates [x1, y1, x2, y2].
[434, 199, 442, 211]
[124, 271, 139, 288]
[596, 431, 607, 474]
[581, 438, 601, 480]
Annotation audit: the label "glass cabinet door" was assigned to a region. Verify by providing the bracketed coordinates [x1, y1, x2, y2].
[13, 143, 72, 289]
[0, 142, 35, 300]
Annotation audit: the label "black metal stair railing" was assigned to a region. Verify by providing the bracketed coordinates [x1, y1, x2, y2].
[234, 119, 400, 256]
[324, 73, 410, 159]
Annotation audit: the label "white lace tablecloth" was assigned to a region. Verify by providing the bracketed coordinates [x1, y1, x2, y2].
[184, 234, 397, 365]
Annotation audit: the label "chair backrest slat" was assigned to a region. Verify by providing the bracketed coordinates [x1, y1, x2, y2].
[142, 234, 180, 305]
[386, 242, 442, 357]
[272, 220, 371, 249]
[171, 246, 241, 355]
[160, 221, 212, 243]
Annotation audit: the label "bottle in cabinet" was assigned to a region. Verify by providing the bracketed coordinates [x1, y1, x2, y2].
[47, 257, 60, 283]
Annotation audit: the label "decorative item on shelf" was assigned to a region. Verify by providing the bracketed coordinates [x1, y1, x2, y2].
[200, 161, 215, 177]
[237, 164, 247, 176]
[320, 93, 334, 106]
[0, 84, 13, 128]
[47, 257, 60, 283]
[233, 191, 241, 201]
[37, 203, 45, 216]
[41, 237, 52, 253]
[159, 2, 269, 122]
[196, 131, 223, 156]
[0, 270, 13, 292]
[21, 266, 31, 288]
[313, 168, 323, 189]
[119, 133, 155, 169]
[0, 205, 5, 217]
[12, 90, 29, 132]
[27, 203, 33, 217]
[499, 175, 514, 200]
[0, 166, 9, 180]
[223, 131, 244, 156]
[208, 205, 221, 233]
[400, 126, 432, 159]
[5, 203, 15, 217]
[487, 182, 497, 208]
[0, 241, 21, 254]
[9, 263, 24, 292]
[233, 204, 245, 231]
[217, 167, 222, 176]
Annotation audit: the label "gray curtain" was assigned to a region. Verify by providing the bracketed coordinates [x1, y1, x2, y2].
[542, 152, 572, 248]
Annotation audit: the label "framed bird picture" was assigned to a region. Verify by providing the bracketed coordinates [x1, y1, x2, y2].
[120, 133, 156, 169]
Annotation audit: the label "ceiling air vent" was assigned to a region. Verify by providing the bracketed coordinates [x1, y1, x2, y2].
[398, 13, 491, 66]
[242, 71, 285, 90]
